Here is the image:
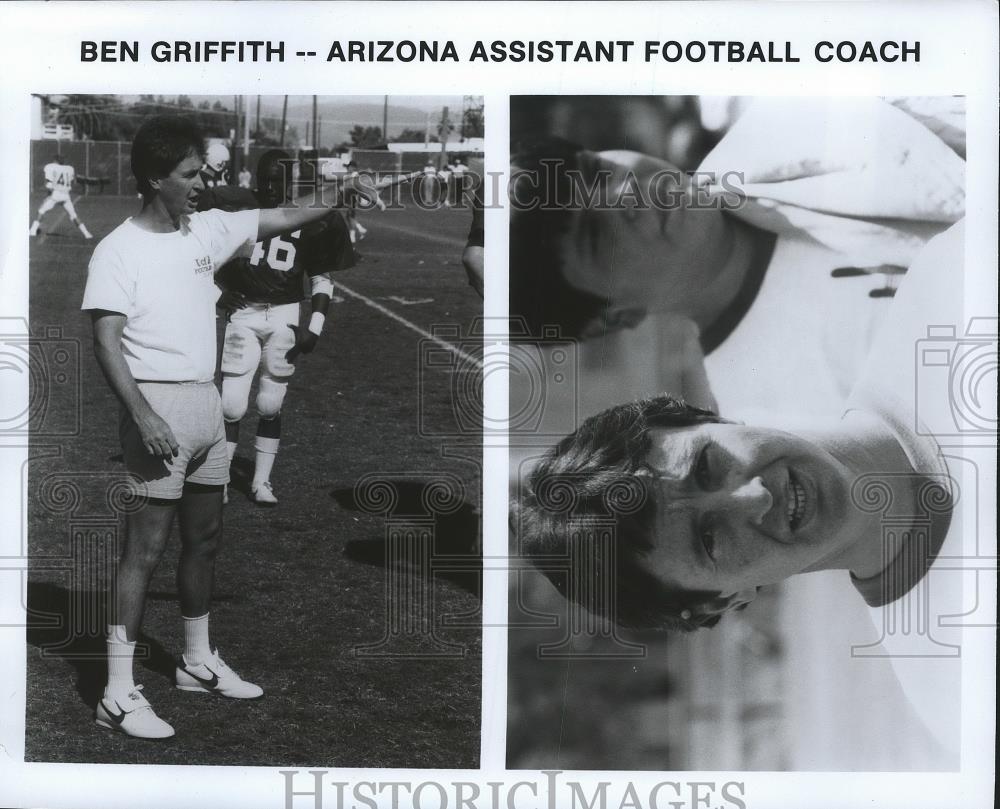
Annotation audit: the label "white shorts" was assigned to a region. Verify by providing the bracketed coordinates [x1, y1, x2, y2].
[119, 381, 229, 500]
[221, 302, 300, 379]
[38, 192, 76, 219]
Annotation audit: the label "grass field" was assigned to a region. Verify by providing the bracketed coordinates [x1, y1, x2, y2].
[24, 189, 483, 767]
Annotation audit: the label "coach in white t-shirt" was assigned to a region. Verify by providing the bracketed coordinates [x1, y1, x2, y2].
[517, 221, 994, 761]
[81, 115, 353, 740]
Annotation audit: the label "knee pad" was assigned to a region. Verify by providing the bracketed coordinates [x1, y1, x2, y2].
[255, 376, 288, 420]
[221, 372, 254, 422]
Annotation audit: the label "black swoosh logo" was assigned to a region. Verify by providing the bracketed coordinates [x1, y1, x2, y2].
[103, 700, 127, 724]
[183, 665, 220, 689]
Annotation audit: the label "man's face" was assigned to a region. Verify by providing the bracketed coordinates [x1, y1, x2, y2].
[638, 422, 866, 598]
[152, 151, 204, 219]
[258, 163, 293, 208]
[554, 150, 732, 315]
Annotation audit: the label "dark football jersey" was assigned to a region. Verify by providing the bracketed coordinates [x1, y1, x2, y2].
[199, 186, 355, 305]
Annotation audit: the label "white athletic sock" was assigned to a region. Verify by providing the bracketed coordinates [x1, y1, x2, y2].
[182, 613, 212, 665]
[226, 441, 237, 462]
[78, 222, 93, 238]
[106, 624, 136, 696]
[252, 437, 279, 487]
[28, 221, 39, 236]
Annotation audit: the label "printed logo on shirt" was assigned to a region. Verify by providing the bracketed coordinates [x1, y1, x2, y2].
[194, 255, 214, 275]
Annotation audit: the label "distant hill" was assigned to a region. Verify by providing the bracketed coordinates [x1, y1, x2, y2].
[119, 95, 467, 148]
[267, 99, 447, 147]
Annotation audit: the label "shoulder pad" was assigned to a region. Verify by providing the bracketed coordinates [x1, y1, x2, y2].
[198, 186, 258, 213]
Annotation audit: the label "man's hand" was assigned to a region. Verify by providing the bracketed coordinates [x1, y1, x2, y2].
[285, 324, 318, 363]
[135, 411, 179, 460]
[217, 289, 248, 315]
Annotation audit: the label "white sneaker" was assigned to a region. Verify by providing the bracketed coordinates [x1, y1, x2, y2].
[95, 685, 175, 739]
[175, 650, 263, 699]
[251, 480, 278, 506]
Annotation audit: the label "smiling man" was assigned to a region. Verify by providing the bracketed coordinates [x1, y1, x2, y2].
[516, 221, 975, 633]
[82, 115, 348, 739]
[516, 220, 992, 763]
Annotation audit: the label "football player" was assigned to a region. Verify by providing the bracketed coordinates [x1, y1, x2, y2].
[202, 142, 230, 188]
[342, 160, 386, 247]
[29, 154, 93, 239]
[200, 149, 354, 505]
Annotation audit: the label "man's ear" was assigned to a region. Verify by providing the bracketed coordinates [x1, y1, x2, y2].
[147, 176, 162, 193]
[685, 587, 758, 620]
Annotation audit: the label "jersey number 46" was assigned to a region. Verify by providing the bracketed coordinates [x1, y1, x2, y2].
[249, 230, 302, 273]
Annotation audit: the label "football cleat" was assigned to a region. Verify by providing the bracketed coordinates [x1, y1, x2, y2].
[175, 650, 263, 699]
[251, 481, 278, 506]
[95, 685, 175, 739]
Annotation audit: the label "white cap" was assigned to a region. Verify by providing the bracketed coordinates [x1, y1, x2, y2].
[205, 143, 230, 173]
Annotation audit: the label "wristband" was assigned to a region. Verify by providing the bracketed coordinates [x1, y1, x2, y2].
[308, 312, 326, 336]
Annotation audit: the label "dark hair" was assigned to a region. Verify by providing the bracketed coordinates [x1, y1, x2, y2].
[131, 116, 203, 196]
[510, 136, 620, 340]
[515, 394, 725, 632]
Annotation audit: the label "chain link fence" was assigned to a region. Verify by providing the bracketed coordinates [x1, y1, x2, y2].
[30, 140, 486, 197]
[31, 140, 137, 197]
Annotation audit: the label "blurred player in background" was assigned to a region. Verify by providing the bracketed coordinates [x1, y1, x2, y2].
[342, 160, 387, 249]
[200, 149, 354, 506]
[437, 160, 453, 208]
[29, 154, 93, 239]
[238, 165, 252, 189]
[420, 159, 440, 207]
[450, 156, 468, 207]
[202, 142, 230, 188]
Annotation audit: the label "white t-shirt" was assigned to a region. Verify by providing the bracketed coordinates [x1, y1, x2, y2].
[44, 162, 75, 200]
[82, 209, 259, 382]
[697, 96, 965, 270]
[706, 234, 896, 426]
[843, 221, 993, 760]
[845, 223, 964, 606]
